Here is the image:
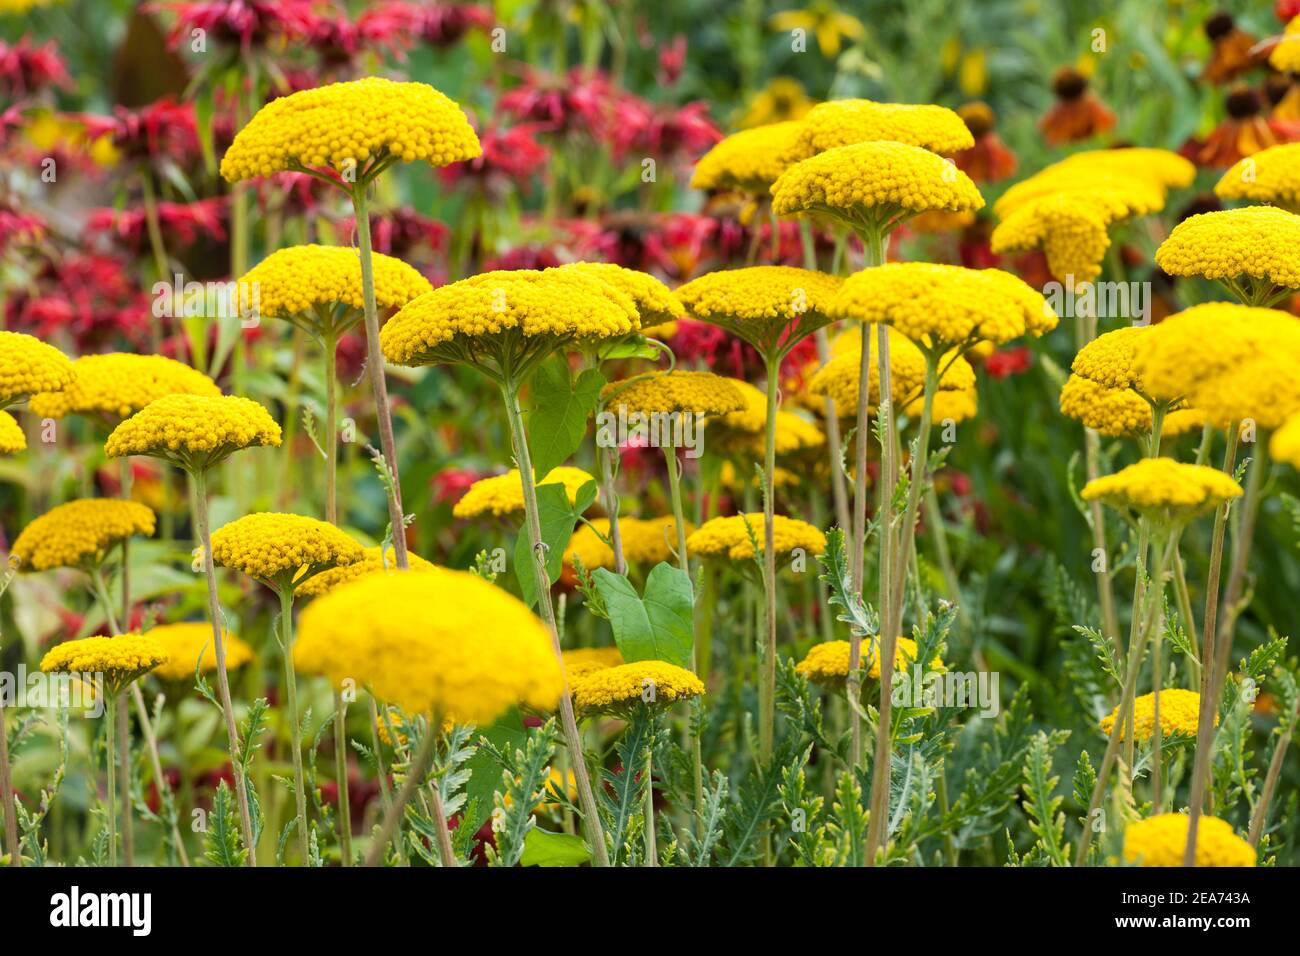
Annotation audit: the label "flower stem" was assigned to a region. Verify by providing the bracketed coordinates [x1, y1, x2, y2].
[279, 587, 310, 864]
[324, 332, 340, 526]
[333, 690, 353, 866]
[0, 693, 18, 866]
[643, 713, 657, 867]
[1248, 692, 1300, 846]
[759, 352, 780, 767]
[105, 692, 118, 868]
[363, 718, 437, 866]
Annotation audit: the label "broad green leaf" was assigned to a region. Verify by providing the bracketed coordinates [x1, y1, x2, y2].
[514, 479, 597, 607]
[519, 827, 591, 867]
[527, 358, 605, 477]
[592, 562, 694, 668]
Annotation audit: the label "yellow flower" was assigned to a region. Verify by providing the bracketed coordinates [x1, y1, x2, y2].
[562, 646, 625, 682]
[795, 636, 941, 682]
[806, 326, 976, 412]
[453, 466, 597, 519]
[12, 499, 155, 572]
[781, 99, 973, 163]
[601, 371, 745, 418]
[710, 378, 771, 433]
[675, 266, 841, 355]
[687, 512, 826, 562]
[736, 77, 815, 129]
[1269, 15, 1300, 73]
[907, 384, 978, 424]
[0, 331, 73, 408]
[564, 517, 691, 570]
[380, 269, 639, 368]
[769, 5, 866, 59]
[771, 141, 984, 223]
[1154, 206, 1300, 290]
[41, 634, 168, 696]
[1216, 143, 1300, 213]
[0, 411, 25, 454]
[829, 263, 1057, 351]
[144, 623, 254, 683]
[1081, 458, 1242, 520]
[719, 461, 802, 492]
[556, 262, 685, 329]
[992, 160, 1180, 221]
[571, 660, 704, 713]
[210, 512, 365, 590]
[1270, 412, 1300, 469]
[295, 546, 436, 598]
[29, 353, 219, 420]
[104, 394, 282, 470]
[1122, 813, 1255, 867]
[991, 192, 1136, 286]
[221, 77, 481, 181]
[1100, 689, 1206, 741]
[293, 569, 564, 723]
[714, 410, 825, 457]
[691, 121, 804, 194]
[1071, 326, 1153, 393]
[1059, 375, 1152, 437]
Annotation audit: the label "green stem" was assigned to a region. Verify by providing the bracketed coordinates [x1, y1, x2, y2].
[333, 691, 353, 866]
[1248, 693, 1300, 846]
[324, 332, 340, 525]
[643, 713, 657, 867]
[279, 588, 310, 864]
[106, 693, 118, 868]
[663, 445, 691, 577]
[363, 718, 437, 866]
[759, 354, 780, 767]
[0, 694, 18, 866]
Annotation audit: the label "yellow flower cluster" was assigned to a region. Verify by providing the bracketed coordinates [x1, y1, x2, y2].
[144, 623, 254, 683]
[781, 99, 974, 163]
[295, 546, 436, 598]
[1071, 326, 1149, 393]
[1100, 689, 1206, 741]
[691, 121, 803, 193]
[1216, 143, 1300, 212]
[220, 77, 481, 181]
[210, 512, 365, 588]
[829, 263, 1057, 349]
[12, 498, 155, 571]
[30, 353, 219, 420]
[715, 410, 825, 457]
[602, 371, 746, 418]
[807, 326, 976, 413]
[564, 517, 692, 570]
[771, 141, 984, 220]
[991, 192, 1134, 286]
[795, 636, 939, 682]
[556, 262, 685, 329]
[686, 512, 826, 562]
[1122, 813, 1255, 867]
[0, 411, 25, 454]
[40, 634, 169, 694]
[1081, 458, 1242, 518]
[1271, 413, 1300, 469]
[906, 386, 978, 424]
[380, 269, 639, 366]
[711, 379, 769, 433]
[238, 245, 432, 321]
[570, 660, 704, 713]
[294, 569, 564, 723]
[719, 461, 801, 492]
[675, 266, 841, 346]
[561, 646, 626, 682]
[1059, 375, 1151, 437]
[1270, 15, 1300, 72]
[0, 331, 73, 407]
[453, 466, 597, 519]
[1154, 206, 1300, 288]
[104, 394, 281, 468]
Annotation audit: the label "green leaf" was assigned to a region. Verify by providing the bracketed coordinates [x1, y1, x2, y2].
[520, 827, 591, 867]
[593, 562, 695, 668]
[515, 479, 597, 607]
[527, 358, 605, 477]
[463, 710, 528, 834]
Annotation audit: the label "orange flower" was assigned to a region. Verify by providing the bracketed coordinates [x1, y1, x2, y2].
[1039, 67, 1115, 146]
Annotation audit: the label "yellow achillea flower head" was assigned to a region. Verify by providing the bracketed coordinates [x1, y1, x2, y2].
[991, 192, 1135, 287]
[1269, 15, 1300, 72]
[210, 512, 365, 591]
[712, 378, 770, 433]
[714, 410, 825, 457]
[293, 569, 564, 723]
[453, 466, 597, 519]
[380, 269, 639, 369]
[675, 266, 841, 357]
[1082, 458, 1242, 521]
[1056, 148, 1195, 190]
[993, 170, 1167, 222]
[687, 512, 826, 562]
[830, 263, 1057, 351]
[1270, 413, 1300, 469]
[1154, 206, 1300, 290]
[1122, 813, 1255, 867]
[104, 394, 282, 471]
[1071, 326, 1151, 393]
[571, 660, 704, 714]
[41, 634, 168, 696]
[1059, 375, 1152, 437]
[144, 623, 254, 683]
[237, 245, 432, 332]
[555, 262, 685, 329]
[29, 353, 219, 421]
[1216, 143, 1300, 213]
[0, 331, 73, 408]
[561, 646, 625, 682]
[564, 517, 692, 571]
[771, 141, 984, 225]
[807, 326, 977, 413]
[1100, 688, 1206, 741]
[12, 499, 155, 572]
[719, 461, 802, 492]
[601, 370, 745, 418]
[295, 546, 436, 598]
[220, 77, 481, 182]
[691, 121, 803, 193]
[906, 384, 978, 424]
[781, 99, 973, 164]
[795, 636, 940, 683]
[0, 411, 25, 454]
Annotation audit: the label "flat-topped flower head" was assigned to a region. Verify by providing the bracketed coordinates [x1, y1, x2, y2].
[210, 512, 365, 592]
[0, 411, 25, 454]
[571, 660, 704, 715]
[295, 546, 437, 598]
[1270, 413, 1300, 470]
[145, 623, 254, 683]
[555, 262, 685, 330]
[714, 410, 824, 458]
[1269, 14, 1300, 72]
[453, 466, 597, 519]
[830, 263, 1057, 352]
[1155, 206, 1300, 295]
[104, 394, 281, 472]
[1056, 148, 1196, 190]
[795, 636, 942, 683]
[561, 646, 625, 682]
[12, 499, 155, 572]
[906, 385, 978, 424]
[380, 269, 639, 372]
[687, 512, 826, 562]
[29, 353, 218, 420]
[1216, 142, 1300, 212]
[1059, 375, 1152, 437]
[691, 121, 803, 193]
[771, 141, 984, 229]
[991, 192, 1137, 286]
[564, 517, 692, 571]
[807, 326, 976, 413]
[993, 169, 1168, 222]
[675, 266, 841, 358]
[1100, 688, 1206, 741]
[237, 245, 433, 336]
[220, 77, 481, 183]
[0, 331, 73, 408]
[41, 634, 168, 696]
[601, 370, 746, 419]
[782, 99, 974, 164]
[293, 569, 564, 723]
[1122, 813, 1255, 867]
[1081, 458, 1242, 524]
[1071, 326, 1150, 393]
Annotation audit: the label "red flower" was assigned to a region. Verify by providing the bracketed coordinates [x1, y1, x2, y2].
[500, 67, 621, 141]
[6, 253, 153, 351]
[657, 35, 687, 87]
[148, 0, 324, 51]
[614, 99, 722, 160]
[431, 467, 483, 506]
[0, 201, 47, 255]
[87, 196, 228, 251]
[440, 122, 550, 194]
[358, 1, 493, 53]
[1180, 86, 1300, 167]
[0, 39, 70, 99]
[482, 245, 563, 272]
[953, 102, 1017, 183]
[1039, 68, 1115, 146]
[78, 98, 200, 169]
[983, 346, 1032, 379]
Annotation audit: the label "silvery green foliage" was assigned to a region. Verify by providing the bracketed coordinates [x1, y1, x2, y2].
[483, 719, 556, 867]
